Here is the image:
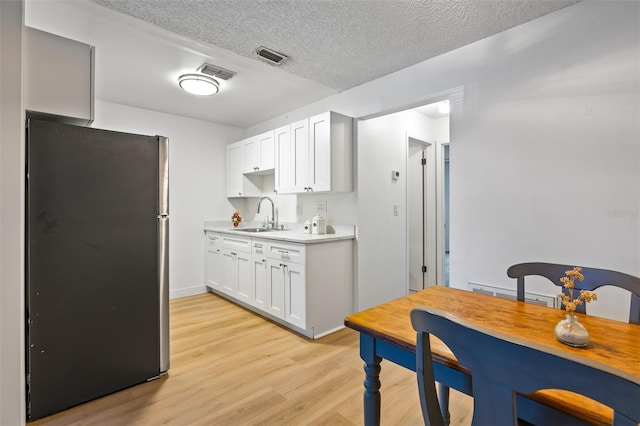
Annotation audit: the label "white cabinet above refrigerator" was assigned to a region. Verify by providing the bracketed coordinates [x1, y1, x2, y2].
[24, 27, 95, 126]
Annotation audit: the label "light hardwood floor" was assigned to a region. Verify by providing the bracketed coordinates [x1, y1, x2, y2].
[29, 292, 473, 425]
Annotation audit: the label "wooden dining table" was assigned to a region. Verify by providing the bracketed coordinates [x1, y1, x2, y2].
[344, 285, 640, 426]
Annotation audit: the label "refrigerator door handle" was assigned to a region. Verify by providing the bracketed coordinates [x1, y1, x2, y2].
[158, 216, 170, 372]
[158, 135, 170, 373]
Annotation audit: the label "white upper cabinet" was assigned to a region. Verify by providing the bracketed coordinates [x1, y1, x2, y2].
[24, 27, 95, 126]
[308, 111, 353, 193]
[244, 130, 275, 173]
[228, 141, 263, 198]
[287, 112, 353, 194]
[227, 111, 352, 198]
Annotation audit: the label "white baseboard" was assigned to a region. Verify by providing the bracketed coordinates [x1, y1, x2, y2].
[170, 285, 207, 300]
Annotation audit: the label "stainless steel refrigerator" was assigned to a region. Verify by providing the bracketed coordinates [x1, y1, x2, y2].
[25, 119, 170, 421]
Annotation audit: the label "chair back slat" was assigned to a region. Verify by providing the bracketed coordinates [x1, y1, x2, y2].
[507, 262, 640, 324]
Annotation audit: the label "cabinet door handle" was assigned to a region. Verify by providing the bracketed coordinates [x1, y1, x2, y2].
[253, 243, 263, 248]
[309, 187, 313, 192]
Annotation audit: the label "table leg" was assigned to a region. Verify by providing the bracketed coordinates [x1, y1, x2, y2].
[360, 334, 382, 426]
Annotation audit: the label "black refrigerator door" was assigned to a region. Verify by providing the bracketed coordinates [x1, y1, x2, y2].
[26, 119, 162, 420]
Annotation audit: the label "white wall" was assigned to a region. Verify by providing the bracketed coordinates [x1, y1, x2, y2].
[0, 1, 26, 424]
[245, 1, 640, 320]
[92, 101, 243, 298]
[241, 178, 358, 227]
[357, 109, 446, 309]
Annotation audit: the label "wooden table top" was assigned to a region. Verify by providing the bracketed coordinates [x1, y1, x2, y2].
[345, 285, 640, 384]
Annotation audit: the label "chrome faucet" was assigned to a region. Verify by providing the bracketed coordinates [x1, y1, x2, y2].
[257, 196, 277, 229]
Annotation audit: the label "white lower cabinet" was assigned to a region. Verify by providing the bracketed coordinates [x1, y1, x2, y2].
[218, 234, 252, 303]
[205, 231, 353, 339]
[265, 256, 305, 326]
[205, 232, 222, 292]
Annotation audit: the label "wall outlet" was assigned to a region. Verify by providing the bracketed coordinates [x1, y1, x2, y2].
[393, 204, 399, 216]
[316, 201, 328, 214]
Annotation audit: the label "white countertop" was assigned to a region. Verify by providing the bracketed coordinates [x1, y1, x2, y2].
[203, 221, 355, 244]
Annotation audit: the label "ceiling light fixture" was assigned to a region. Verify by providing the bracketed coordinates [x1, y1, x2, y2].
[178, 73, 219, 96]
[438, 100, 450, 114]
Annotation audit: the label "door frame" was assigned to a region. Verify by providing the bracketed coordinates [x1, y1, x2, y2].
[436, 141, 450, 286]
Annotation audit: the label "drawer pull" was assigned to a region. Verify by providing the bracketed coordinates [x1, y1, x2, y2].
[254, 243, 263, 248]
[277, 250, 289, 254]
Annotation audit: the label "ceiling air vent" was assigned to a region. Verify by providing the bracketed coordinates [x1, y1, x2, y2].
[256, 46, 288, 65]
[197, 63, 236, 80]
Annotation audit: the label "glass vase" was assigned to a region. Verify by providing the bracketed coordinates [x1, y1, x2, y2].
[554, 313, 589, 347]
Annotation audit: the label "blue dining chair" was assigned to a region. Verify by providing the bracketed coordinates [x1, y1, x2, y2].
[410, 306, 639, 426]
[507, 262, 640, 324]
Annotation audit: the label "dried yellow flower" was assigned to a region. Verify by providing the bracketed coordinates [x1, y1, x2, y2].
[559, 266, 596, 315]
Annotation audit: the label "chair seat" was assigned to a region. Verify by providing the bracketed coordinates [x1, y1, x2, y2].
[527, 390, 613, 426]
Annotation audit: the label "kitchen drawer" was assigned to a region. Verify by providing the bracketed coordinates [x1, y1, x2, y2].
[251, 238, 268, 258]
[205, 231, 221, 243]
[266, 241, 305, 264]
[221, 234, 252, 253]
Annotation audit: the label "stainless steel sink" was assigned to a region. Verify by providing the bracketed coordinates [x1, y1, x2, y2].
[230, 227, 276, 233]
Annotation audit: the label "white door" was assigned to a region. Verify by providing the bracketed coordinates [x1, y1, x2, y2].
[226, 143, 243, 197]
[291, 118, 309, 193]
[252, 256, 267, 309]
[284, 262, 306, 328]
[274, 125, 293, 193]
[257, 130, 275, 171]
[236, 251, 252, 303]
[243, 136, 258, 173]
[309, 112, 331, 192]
[221, 249, 237, 295]
[267, 260, 285, 319]
[205, 234, 222, 290]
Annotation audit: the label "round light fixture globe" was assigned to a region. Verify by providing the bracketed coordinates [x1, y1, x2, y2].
[178, 74, 219, 96]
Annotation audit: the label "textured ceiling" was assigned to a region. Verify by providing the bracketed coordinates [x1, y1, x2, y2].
[26, 0, 581, 128]
[91, 0, 580, 91]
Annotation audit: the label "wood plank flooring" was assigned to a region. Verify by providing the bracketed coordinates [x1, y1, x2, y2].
[28, 292, 473, 425]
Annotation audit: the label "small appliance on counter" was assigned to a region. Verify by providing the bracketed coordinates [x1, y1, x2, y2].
[303, 219, 312, 234]
[311, 215, 326, 234]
